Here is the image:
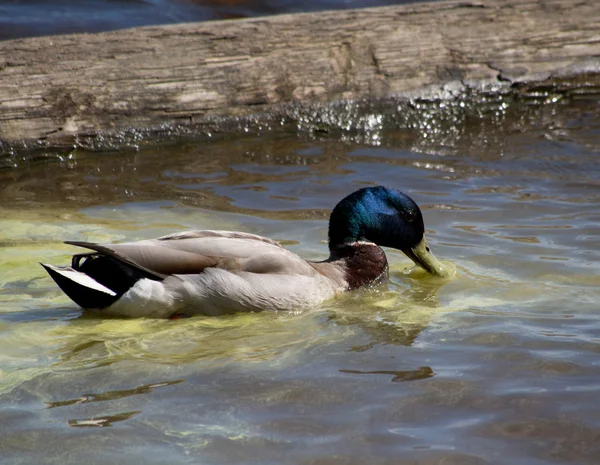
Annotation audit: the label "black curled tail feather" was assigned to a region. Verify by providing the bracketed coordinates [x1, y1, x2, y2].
[41, 264, 120, 310]
[65, 241, 166, 280]
[42, 247, 165, 310]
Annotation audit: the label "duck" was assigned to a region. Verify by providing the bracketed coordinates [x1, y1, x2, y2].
[41, 186, 451, 318]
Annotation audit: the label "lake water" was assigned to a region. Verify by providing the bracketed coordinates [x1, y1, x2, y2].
[0, 0, 433, 40]
[1, 92, 600, 464]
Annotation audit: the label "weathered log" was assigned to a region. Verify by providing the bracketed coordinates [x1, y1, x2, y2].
[0, 0, 599, 149]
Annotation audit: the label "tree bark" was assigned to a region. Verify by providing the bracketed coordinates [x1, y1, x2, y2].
[0, 0, 599, 148]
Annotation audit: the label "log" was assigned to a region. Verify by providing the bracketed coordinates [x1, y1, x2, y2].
[0, 0, 599, 150]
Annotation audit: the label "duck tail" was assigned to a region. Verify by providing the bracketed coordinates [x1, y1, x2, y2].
[41, 263, 120, 310]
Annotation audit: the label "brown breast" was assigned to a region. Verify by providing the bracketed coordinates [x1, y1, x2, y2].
[331, 242, 389, 290]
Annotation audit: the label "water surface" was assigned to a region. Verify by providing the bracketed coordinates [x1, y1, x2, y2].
[1, 95, 600, 464]
[0, 0, 436, 40]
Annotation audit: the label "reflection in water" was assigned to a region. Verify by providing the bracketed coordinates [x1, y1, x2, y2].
[68, 410, 141, 428]
[339, 366, 434, 383]
[47, 380, 184, 409]
[327, 266, 454, 349]
[1, 95, 600, 464]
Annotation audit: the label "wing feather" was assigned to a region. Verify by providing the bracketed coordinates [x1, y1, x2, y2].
[66, 230, 319, 277]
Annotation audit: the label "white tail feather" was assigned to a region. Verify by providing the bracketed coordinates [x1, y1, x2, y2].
[43, 265, 117, 296]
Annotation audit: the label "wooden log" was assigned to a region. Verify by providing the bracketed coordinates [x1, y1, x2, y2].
[0, 0, 599, 149]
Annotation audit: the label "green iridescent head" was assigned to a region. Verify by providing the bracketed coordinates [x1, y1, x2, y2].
[328, 186, 450, 277]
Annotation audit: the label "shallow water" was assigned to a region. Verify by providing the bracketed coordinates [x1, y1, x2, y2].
[1, 94, 600, 464]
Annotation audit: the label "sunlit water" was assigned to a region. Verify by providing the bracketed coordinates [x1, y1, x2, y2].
[1, 95, 600, 464]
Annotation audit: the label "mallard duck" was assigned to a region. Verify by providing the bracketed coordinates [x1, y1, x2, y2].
[42, 186, 450, 318]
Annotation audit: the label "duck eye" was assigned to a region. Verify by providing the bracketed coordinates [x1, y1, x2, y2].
[404, 210, 416, 223]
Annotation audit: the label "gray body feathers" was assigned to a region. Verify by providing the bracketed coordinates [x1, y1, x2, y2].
[45, 230, 351, 318]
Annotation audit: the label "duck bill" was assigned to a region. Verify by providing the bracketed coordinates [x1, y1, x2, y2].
[403, 238, 449, 277]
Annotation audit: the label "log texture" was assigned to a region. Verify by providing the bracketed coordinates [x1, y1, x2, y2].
[0, 0, 599, 147]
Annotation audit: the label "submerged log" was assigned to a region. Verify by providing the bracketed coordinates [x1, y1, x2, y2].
[0, 0, 599, 148]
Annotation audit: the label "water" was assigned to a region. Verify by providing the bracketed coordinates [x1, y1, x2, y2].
[1, 94, 600, 464]
[0, 0, 434, 41]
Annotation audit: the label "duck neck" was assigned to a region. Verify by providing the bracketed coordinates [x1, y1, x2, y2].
[325, 190, 392, 288]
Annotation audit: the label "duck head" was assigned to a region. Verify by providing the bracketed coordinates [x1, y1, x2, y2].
[328, 186, 448, 277]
